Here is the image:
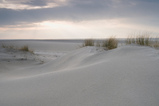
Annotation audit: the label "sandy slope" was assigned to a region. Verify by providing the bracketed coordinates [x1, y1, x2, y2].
[0, 41, 159, 106]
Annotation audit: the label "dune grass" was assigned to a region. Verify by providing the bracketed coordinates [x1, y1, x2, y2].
[82, 39, 95, 47]
[1, 44, 33, 53]
[126, 35, 151, 46]
[125, 33, 159, 48]
[136, 35, 151, 46]
[82, 37, 118, 50]
[19, 45, 33, 53]
[20, 45, 29, 51]
[125, 36, 136, 44]
[1, 44, 15, 49]
[102, 37, 118, 50]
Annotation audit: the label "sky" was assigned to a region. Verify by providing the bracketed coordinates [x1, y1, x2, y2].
[0, 0, 159, 39]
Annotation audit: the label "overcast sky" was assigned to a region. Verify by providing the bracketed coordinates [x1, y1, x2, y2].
[0, 0, 159, 39]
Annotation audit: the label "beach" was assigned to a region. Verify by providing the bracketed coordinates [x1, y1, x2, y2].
[0, 40, 159, 106]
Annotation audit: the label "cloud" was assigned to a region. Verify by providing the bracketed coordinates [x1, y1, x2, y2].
[22, 0, 68, 6]
[0, 0, 159, 27]
[23, 0, 49, 6]
[0, 0, 66, 10]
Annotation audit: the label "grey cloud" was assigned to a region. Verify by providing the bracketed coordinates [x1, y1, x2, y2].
[0, 0, 159, 27]
[1, 0, 58, 6]
[22, 0, 62, 6]
[3, 0, 29, 4]
[23, 0, 47, 6]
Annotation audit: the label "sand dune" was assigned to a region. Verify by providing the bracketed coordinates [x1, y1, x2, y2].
[0, 40, 159, 106]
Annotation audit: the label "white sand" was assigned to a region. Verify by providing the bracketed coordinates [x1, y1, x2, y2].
[0, 40, 159, 106]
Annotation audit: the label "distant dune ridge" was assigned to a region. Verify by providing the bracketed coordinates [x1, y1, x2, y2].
[0, 40, 159, 106]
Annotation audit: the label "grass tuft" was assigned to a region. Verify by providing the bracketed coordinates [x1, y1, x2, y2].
[20, 45, 29, 51]
[102, 36, 118, 50]
[125, 32, 159, 48]
[20, 45, 33, 53]
[82, 39, 94, 47]
[1, 44, 33, 53]
[136, 35, 151, 46]
[1, 43, 15, 49]
[82, 37, 118, 50]
[125, 36, 135, 44]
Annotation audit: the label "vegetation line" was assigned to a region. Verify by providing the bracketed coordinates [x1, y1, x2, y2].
[82, 34, 159, 50]
[82, 36, 118, 50]
[125, 33, 159, 48]
[1, 44, 34, 53]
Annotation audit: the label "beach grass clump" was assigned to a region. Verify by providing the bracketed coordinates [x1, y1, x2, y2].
[144, 35, 151, 46]
[82, 39, 94, 47]
[126, 32, 152, 46]
[82, 37, 118, 50]
[20, 45, 29, 51]
[1, 44, 15, 49]
[102, 36, 118, 50]
[125, 32, 159, 49]
[19, 45, 33, 53]
[136, 35, 151, 46]
[136, 35, 145, 45]
[125, 36, 135, 44]
[1, 44, 33, 53]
